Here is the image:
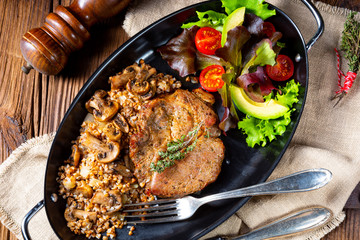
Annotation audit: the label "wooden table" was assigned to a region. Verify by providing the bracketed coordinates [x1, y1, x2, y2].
[0, 0, 359, 239]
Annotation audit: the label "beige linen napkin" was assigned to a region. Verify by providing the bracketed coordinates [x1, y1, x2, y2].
[1, 0, 360, 239]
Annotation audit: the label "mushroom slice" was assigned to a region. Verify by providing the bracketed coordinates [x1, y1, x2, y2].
[96, 141, 120, 163]
[65, 207, 97, 222]
[70, 144, 81, 167]
[192, 88, 215, 105]
[140, 78, 157, 100]
[109, 70, 136, 90]
[124, 155, 135, 172]
[103, 122, 122, 141]
[85, 90, 119, 122]
[91, 190, 123, 213]
[126, 79, 150, 95]
[113, 113, 129, 133]
[137, 67, 157, 82]
[126, 61, 157, 97]
[73, 181, 93, 198]
[80, 132, 121, 163]
[106, 162, 133, 177]
[64, 207, 74, 222]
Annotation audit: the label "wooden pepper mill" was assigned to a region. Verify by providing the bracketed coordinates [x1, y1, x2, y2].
[20, 0, 131, 75]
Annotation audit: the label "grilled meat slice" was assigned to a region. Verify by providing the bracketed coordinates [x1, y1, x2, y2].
[129, 89, 225, 198]
[150, 136, 224, 197]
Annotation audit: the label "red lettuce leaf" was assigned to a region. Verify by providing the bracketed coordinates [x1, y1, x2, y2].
[215, 26, 251, 68]
[270, 31, 284, 54]
[157, 26, 199, 77]
[244, 13, 264, 36]
[219, 106, 237, 133]
[236, 66, 276, 99]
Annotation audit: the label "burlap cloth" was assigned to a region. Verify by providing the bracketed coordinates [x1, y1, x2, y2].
[1, 0, 360, 239]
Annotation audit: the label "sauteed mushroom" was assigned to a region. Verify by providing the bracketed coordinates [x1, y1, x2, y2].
[64, 208, 97, 222]
[109, 67, 136, 90]
[192, 88, 215, 105]
[85, 90, 119, 122]
[126, 60, 157, 99]
[139, 78, 157, 100]
[80, 132, 121, 163]
[91, 189, 122, 213]
[105, 162, 133, 177]
[73, 181, 93, 198]
[70, 144, 81, 167]
[109, 62, 141, 90]
[103, 122, 122, 141]
[127, 78, 151, 95]
[113, 113, 129, 133]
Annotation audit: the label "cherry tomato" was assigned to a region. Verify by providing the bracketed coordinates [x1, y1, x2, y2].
[195, 27, 222, 55]
[199, 65, 225, 92]
[265, 55, 294, 81]
[262, 22, 275, 38]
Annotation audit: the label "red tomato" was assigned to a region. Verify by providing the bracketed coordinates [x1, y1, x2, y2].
[195, 27, 222, 55]
[265, 55, 294, 81]
[262, 22, 275, 38]
[199, 65, 225, 92]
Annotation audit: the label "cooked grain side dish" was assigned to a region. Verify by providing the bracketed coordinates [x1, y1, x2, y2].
[57, 60, 224, 239]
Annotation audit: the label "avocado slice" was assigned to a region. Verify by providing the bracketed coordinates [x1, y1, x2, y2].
[221, 7, 246, 46]
[229, 84, 289, 120]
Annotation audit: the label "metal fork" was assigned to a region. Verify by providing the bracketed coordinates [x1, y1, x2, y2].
[123, 168, 332, 224]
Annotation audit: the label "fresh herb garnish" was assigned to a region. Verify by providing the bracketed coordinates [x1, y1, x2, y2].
[150, 123, 204, 173]
[341, 12, 360, 73]
[332, 12, 360, 106]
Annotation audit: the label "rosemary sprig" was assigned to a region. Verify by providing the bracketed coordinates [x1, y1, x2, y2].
[150, 122, 204, 173]
[340, 12, 360, 73]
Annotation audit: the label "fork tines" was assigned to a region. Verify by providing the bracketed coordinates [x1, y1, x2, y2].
[122, 198, 180, 224]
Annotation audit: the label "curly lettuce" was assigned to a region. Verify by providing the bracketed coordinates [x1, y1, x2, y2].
[222, 0, 276, 20]
[181, 0, 275, 32]
[181, 10, 227, 31]
[237, 80, 301, 147]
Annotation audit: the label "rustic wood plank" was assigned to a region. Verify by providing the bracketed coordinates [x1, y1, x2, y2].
[0, 223, 17, 240]
[0, 0, 50, 156]
[324, 209, 360, 239]
[0, 1, 54, 239]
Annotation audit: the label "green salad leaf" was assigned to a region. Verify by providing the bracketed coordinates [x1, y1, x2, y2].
[216, 26, 251, 68]
[181, 10, 227, 31]
[181, 0, 276, 32]
[275, 79, 301, 106]
[222, 0, 276, 20]
[238, 80, 301, 147]
[241, 39, 277, 75]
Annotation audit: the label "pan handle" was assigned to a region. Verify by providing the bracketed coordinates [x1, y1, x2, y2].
[21, 200, 45, 240]
[301, 0, 324, 51]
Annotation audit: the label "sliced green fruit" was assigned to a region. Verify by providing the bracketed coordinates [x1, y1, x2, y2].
[221, 7, 246, 46]
[229, 84, 289, 120]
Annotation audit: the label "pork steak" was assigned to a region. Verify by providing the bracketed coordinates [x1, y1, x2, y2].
[129, 89, 225, 198]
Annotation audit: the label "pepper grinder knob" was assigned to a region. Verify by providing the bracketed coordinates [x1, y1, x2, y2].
[20, 0, 131, 75]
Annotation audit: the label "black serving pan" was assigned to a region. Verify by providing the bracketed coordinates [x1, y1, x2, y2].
[22, 0, 323, 239]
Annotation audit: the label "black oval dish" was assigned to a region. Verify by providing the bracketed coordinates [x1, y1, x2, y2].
[44, 1, 309, 239]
